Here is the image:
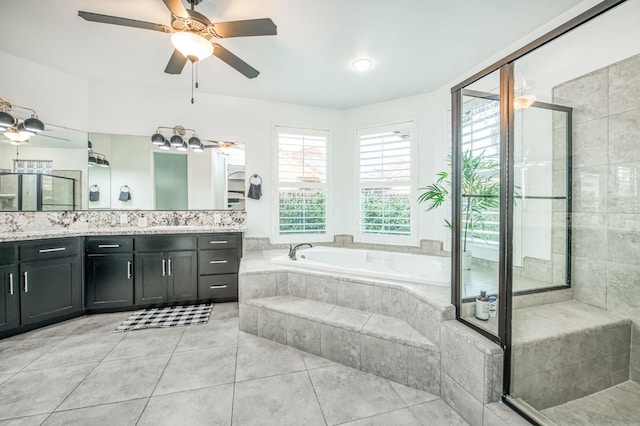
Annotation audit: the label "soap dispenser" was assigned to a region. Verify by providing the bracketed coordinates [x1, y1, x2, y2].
[475, 290, 490, 321]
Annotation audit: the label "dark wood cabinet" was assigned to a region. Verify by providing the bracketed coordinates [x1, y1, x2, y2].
[86, 237, 134, 310]
[0, 243, 19, 333]
[134, 236, 198, 305]
[86, 253, 133, 309]
[19, 256, 82, 326]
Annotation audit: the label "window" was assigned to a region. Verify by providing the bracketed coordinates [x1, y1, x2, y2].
[357, 121, 415, 242]
[462, 97, 500, 246]
[275, 126, 329, 240]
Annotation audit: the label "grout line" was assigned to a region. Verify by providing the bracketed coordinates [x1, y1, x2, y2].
[230, 322, 240, 426]
[305, 368, 329, 425]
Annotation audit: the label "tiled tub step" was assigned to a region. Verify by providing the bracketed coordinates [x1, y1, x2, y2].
[510, 301, 631, 410]
[240, 296, 441, 395]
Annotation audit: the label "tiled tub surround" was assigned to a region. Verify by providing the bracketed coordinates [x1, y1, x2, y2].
[238, 250, 507, 425]
[552, 52, 640, 383]
[0, 210, 246, 241]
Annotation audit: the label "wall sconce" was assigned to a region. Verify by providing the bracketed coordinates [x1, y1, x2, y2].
[0, 98, 45, 145]
[151, 125, 204, 152]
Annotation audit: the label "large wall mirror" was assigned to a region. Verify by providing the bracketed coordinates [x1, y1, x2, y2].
[0, 126, 244, 211]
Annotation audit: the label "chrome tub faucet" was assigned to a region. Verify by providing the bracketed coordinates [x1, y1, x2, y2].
[288, 243, 313, 260]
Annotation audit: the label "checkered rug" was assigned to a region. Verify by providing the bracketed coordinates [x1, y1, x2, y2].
[113, 303, 213, 332]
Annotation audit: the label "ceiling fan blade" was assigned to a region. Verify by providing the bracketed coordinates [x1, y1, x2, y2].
[211, 18, 277, 38]
[78, 11, 171, 33]
[164, 49, 188, 74]
[212, 44, 259, 79]
[161, 0, 189, 19]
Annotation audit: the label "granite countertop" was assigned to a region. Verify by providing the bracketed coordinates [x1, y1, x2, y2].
[0, 225, 247, 242]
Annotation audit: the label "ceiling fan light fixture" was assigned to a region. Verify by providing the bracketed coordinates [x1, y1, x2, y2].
[514, 95, 537, 110]
[171, 32, 213, 62]
[352, 58, 373, 72]
[4, 127, 30, 143]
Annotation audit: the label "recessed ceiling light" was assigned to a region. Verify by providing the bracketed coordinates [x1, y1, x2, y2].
[352, 58, 373, 72]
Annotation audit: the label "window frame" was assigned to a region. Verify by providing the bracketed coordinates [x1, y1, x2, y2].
[354, 119, 418, 246]
[272, 124, 332, 244]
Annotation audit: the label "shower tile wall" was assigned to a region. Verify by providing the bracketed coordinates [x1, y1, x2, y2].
[553, 53, 640, 383]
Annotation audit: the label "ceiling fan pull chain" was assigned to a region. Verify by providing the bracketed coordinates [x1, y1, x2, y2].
[196, 62, 199, 89]
[191, 61, 195, 104]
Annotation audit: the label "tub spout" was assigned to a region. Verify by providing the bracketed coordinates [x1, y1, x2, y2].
[289, 243, 313, 260]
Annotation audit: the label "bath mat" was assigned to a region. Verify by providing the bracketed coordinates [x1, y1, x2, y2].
[113, 303, 213, 332]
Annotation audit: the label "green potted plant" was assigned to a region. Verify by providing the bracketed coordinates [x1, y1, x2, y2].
[418, 150, 500, 270]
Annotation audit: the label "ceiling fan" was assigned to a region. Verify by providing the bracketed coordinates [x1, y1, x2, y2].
[78, 0, 277, 79]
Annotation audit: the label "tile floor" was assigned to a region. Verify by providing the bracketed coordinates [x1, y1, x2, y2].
[0, 303, 469, 426]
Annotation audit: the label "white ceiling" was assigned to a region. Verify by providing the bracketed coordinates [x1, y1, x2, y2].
[0, 0, 585, 109]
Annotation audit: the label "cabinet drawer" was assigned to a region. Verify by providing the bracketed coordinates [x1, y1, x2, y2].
[135, 235, 196, 252]
[20, 238, 80, 261]
[198, 274, 238, 300]
[198, 249, 238, 275]
[197, 234, 240, 250]
[86, 237, 133, 254]
[0, 244, 17, 266]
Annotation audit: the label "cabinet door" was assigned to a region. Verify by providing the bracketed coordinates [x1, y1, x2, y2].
[20, 257, 82, 326]
[167, 251, 197, 302]
[86, 254, 133, 309]
[0, 264, 19, 332]
[134, 252, 167, 305]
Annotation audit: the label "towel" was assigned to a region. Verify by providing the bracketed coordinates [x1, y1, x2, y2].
[247, 182, 262, 200]
[119, 186, 131, 202]
[89, 185, 100, 202]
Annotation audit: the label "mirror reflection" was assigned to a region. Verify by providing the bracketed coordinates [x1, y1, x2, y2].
[0, 126, 245, 211]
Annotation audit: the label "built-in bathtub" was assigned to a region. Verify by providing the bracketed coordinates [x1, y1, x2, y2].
[271, 246, 450, 287]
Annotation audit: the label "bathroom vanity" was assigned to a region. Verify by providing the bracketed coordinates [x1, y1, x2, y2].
[0, 230, 243, 339]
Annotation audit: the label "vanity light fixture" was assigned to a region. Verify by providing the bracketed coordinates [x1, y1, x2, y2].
[151, 125, 204, 152]
[0, 98, 45, 144]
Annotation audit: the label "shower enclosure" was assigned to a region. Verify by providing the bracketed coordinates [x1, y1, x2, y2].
[0, 173, 76, 211]
[450, 0, 639, 422]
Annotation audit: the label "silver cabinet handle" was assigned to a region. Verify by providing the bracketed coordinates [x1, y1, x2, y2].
[168, 258, 173, 276]
[210, 240, 228, 244]
[38, 247, 66, 253]
[127, 261, 132, 279]
[23, 271, 28, 293]
[209, 260, 228, 264]
[162, 258, 167, 276]
[8, 273, 13, 296]
[210, 284, 228, 289]
[98, 244, 120, 248]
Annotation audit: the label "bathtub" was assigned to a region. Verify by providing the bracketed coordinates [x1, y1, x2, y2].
[271, 246, 450, 286]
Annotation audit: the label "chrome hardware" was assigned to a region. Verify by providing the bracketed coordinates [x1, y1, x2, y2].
[209, 240, 227, 244]
[209, 260, 228, 264]
[8, 273, 14, 296]
[127, 261, 132, 279]
[210, 284, 228, 289]
[162, 258, 167, 276]
[23, 271, 28, 293]
[288, 243, 313, 260]
[168, 258, 173, 276]
[98, 244, 120, 248]
[38, 247, 66, 253]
